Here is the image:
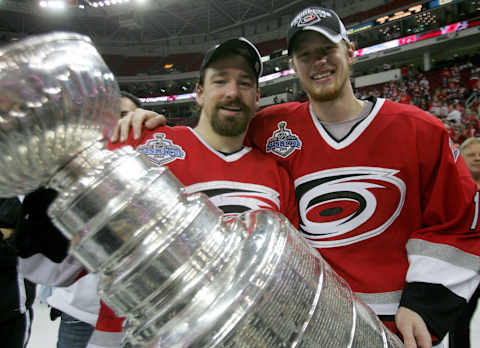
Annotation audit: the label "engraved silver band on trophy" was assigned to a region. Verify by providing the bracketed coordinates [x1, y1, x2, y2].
[0, 33, 404, 347]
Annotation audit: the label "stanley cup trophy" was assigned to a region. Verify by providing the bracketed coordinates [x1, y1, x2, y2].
[0, 33, 404, 348]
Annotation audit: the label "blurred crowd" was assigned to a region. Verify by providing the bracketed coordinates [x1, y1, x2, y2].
[355, 53, 480, 146]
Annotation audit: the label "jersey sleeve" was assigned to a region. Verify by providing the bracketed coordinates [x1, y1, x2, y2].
[87, 300, 125, 348]
[401, 124, 480, 338]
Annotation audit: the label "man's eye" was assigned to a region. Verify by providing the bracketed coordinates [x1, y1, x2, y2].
[213, 80, 226, 84]
[240, 81, 253, 87]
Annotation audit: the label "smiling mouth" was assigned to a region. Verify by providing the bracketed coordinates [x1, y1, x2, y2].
[220, 105, 242, 112]
[312, 71, 334, 80]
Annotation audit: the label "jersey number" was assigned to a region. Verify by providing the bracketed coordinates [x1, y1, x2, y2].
[471, 191, 479, 230]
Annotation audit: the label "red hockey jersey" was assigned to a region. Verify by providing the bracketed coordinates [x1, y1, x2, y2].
[248, 97, 480, 339]
[89, 126, 299, 348]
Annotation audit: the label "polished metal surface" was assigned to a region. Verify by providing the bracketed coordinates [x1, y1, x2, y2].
[0, 31, 119, 196]
[0, 33, 404, 347]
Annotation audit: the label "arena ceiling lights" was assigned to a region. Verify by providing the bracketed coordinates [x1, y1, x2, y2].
[88, 0, 129, 7]
[87, 0, 147, 7]
[38, 1, 69, 9]
[38, 0, 147, 9]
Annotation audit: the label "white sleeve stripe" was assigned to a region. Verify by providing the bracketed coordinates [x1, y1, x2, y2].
[16, 259, 26, 314]
[407, 238, 480, 272]
[356, 302, 399, 316]
[87, 330, 124, 348]
[406, 254, 480, 300]
[355, 291, 401, 315]
[355, 290, 402, 304]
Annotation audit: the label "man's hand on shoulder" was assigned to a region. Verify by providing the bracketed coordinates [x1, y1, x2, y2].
[395, 306, 432, 348]
[110, 108, 167, 143]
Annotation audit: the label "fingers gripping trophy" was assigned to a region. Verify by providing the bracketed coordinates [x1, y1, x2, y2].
[0, 33, 404, 348]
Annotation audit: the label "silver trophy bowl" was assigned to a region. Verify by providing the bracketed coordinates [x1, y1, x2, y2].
[0, 33, 404, 347]
[0, 31, 119, 196]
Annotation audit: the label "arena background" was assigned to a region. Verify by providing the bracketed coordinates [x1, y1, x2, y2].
[0, 0, 479, 347]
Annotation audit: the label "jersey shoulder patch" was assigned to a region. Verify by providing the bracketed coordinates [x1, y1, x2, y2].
[266, 121, 302, 158]
[136, 132, 186, 166]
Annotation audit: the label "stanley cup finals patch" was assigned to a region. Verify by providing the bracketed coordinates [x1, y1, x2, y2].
[137, 133, 186, 166]
[266, 121, 302, 158]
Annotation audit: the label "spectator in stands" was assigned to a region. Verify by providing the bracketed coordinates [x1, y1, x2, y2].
[454, 123, 468, 146]
[429, 95, 442, 117]
[464, 108, 479, 137]
[441, 65, 451, 88]
[469, 68, 479, 92]
[419, 74, 430, 91]
[447, 101, 463, 125]
[401, 64, 408, 79]
[440, 100, 450, 118]
[399, 89, 412, 104]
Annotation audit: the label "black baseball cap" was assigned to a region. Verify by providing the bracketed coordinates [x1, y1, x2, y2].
[200, 37, 263, 80]
[287, 7, 350, 54]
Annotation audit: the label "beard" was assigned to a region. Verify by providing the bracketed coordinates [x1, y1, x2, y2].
[306, 65, 350, 102]
[210, 100, 252, 137]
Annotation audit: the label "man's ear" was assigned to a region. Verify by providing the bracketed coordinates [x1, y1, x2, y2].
[347, 41, 355, 64]
[195, 83, 204, 108]
[255, 87, 260, 111]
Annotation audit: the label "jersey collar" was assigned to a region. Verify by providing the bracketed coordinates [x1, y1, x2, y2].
[309, 97, 385, 150]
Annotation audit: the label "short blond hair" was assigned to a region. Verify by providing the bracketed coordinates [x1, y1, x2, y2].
[460, 137, 480, 153]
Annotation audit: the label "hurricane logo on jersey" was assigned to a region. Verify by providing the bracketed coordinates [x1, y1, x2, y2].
[184, 181, 280, 217]
[137, 133, 185, 166]
[449, 137, 460, 162]
[295, 167, 406, 248]
[266, 121, 302, 158]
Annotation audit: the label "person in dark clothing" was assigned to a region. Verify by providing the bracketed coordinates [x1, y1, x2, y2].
[0, 197, 36, 348]
[10, 187, 69, 263]
[1, 187, 70, 348]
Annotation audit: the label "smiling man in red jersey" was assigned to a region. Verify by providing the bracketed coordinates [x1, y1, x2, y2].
[249, 7, 480, 348]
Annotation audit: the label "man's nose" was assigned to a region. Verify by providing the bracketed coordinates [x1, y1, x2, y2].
[313, 53, 328, 65]
[225, 81, 239, 99]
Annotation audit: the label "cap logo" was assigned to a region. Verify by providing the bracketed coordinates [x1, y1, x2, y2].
[291, 8, 332, 28]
